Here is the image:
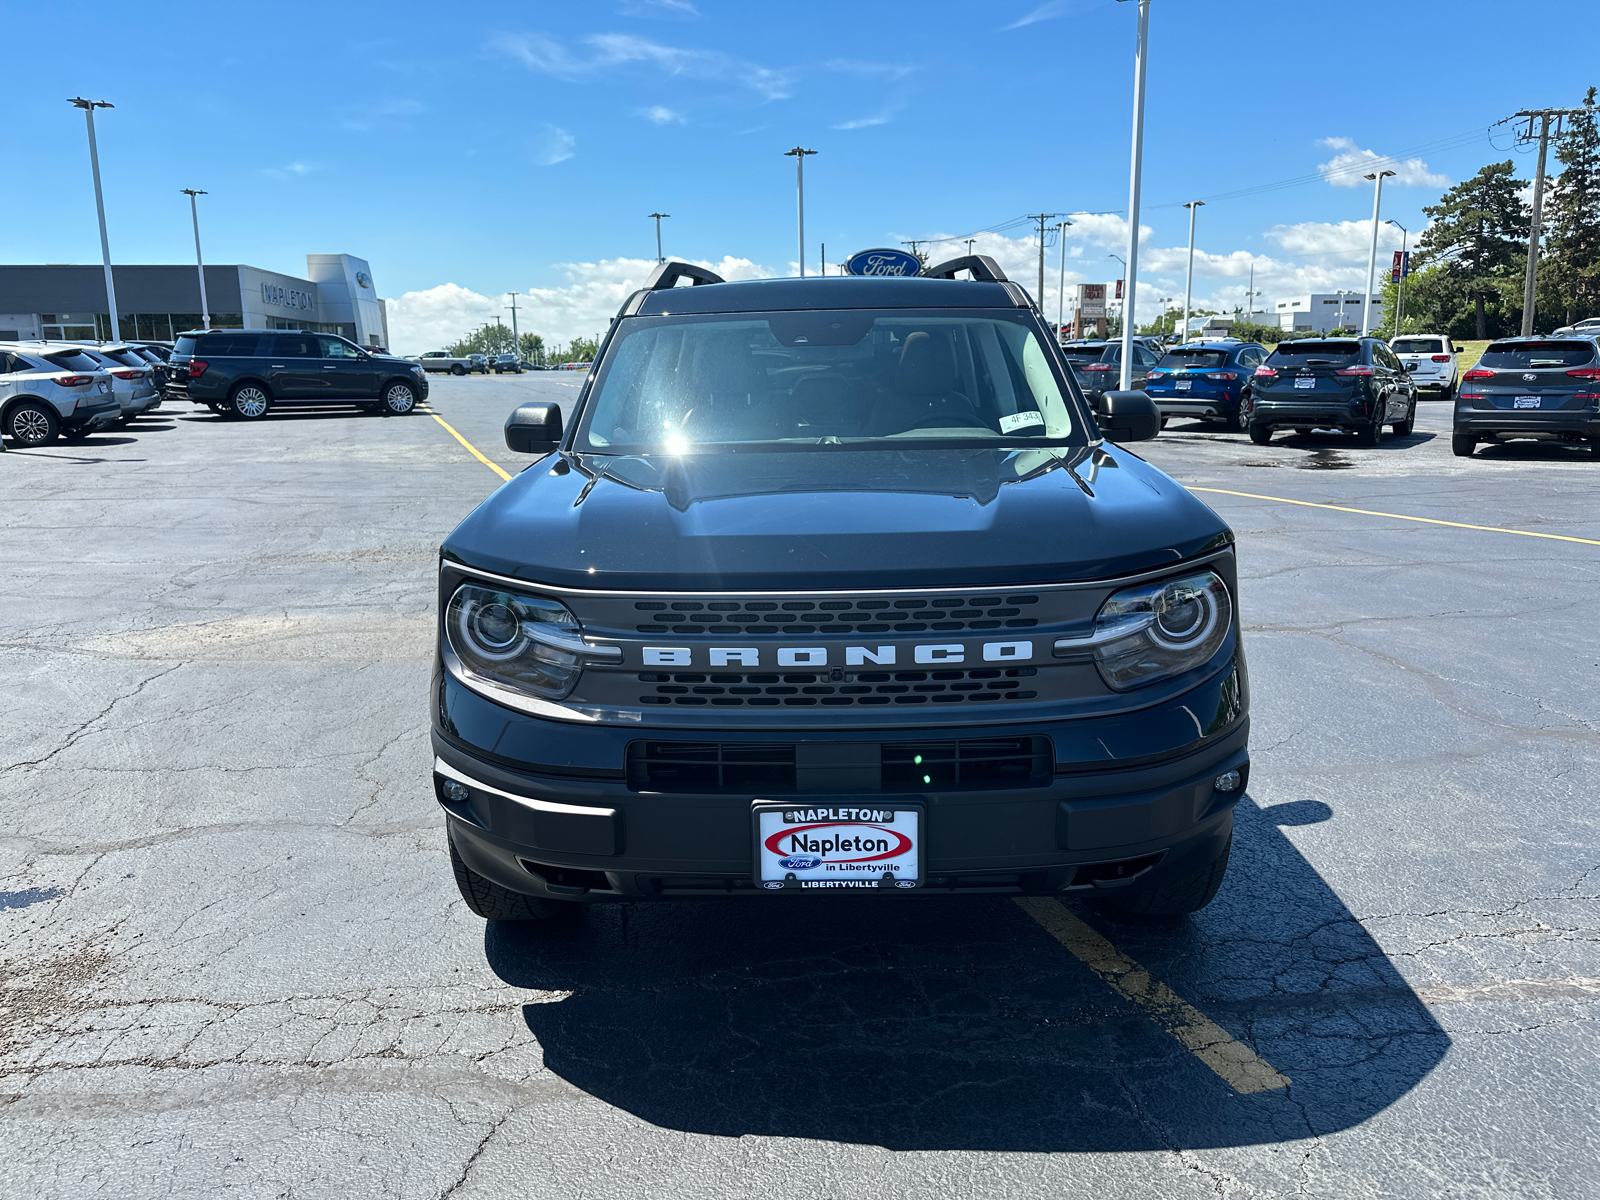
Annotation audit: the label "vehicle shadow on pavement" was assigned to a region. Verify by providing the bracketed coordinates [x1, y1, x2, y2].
[485, 795, 1447, 1151]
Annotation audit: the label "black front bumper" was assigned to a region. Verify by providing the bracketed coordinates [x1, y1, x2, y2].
[432, 659, 1248, 902]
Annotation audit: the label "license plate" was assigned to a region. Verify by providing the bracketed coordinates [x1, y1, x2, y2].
[1175, 379, 1192, 391]
[754, 803, 922, 891]
[1294, 377, 1315, 389]
[1514, 396, 1540, 408]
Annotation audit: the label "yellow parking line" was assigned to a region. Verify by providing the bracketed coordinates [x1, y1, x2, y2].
[427, 410, 511, 482]
[1015, 897, 1290, 1094]
[1190, 487, 1600, 547]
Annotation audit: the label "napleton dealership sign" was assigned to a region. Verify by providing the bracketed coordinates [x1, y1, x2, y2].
[261, 282, 315, 310]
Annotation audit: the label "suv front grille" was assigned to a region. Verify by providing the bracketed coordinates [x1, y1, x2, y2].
[626, 736, 1051, 793]
[631, 593, 1041, 636]
[637, 668, 1039, 707]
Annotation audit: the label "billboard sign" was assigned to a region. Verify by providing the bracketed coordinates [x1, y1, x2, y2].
[1078, 283, 1107, 318]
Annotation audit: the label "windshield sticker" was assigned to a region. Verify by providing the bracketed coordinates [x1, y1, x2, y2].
[1000, 411, 1046, 433]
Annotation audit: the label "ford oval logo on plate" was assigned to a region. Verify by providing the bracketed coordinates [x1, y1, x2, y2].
[844, 247, 923, 277]
[778, 854, 822, 870]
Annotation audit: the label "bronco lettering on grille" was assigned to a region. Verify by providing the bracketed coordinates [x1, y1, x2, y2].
[642, 641, 1033, 667]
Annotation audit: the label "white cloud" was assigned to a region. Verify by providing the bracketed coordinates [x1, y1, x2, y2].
[823, 58, 918, 81]
[262, 162, 317, 179]
[619, 0, 699, 17]
[999, 1, 1085, 31]
[494, 31, 795, 100]
[1266, 219, 1405, 259]
[1317, 137, 1449, 189]
[385, 256, 775, 354]
[529, 125, 576, 166]
[639, 105, 685, 124]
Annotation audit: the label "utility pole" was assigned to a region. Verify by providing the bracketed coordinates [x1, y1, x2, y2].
[965, 238, 976, 257]
[1510, 107, 1586, 335]
[784, 147, 817, 276]
[506, 294, 521, 362]
[70, 97, 119, 341]
[1116, 0, 1151, 389]
[901, 238, 928, 264]
[1361, 170, 1395, 336]
[181, 189, 210, 331]
[648, 212, 669, 263]
[1386, 219, 1408, 336]
[1181, 200, 1204, 345]
[1057, 220, 1072, 332]
[1027, 213, 1063, 313]
[1245, 260, 1257, 320]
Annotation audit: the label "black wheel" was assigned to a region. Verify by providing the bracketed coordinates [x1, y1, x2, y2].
[1588, 437, 1600, 459]
[1226, 392, 1251, 432]
[5, 400, 60, 447]
[228, 383, 271, 420]
[1248, 422, 1273, 445]
[450, 363, 466, 376]
[381, 381, 417, 415]
[1439, 382, 1456, 403]
[1356, 406, 1384, 446]
[448, 835, 567, 921]
[1392, 399, 1415, 437]
[1104, 836, 1231, 917]
[1451, 433, 1477, 457]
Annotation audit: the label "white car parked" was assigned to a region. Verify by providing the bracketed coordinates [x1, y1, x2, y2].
[1, 344, 121, 447]
[1391, 334, 1459, 399]
[64, 342, 161, 421]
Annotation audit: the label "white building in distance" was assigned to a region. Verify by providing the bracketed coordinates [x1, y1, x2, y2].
[1247, 291, 1385, 334]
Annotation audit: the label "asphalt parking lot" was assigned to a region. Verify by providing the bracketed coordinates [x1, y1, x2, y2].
[3, 375, 1597, 1199]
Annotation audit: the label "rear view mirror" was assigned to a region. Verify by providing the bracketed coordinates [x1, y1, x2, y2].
[1098, 390, 1161, 442]
[504, 402, 563, 454]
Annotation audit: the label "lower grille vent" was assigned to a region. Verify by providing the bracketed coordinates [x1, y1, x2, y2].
[626, 736, 1052, 794]
[638, 668, 1038, 707]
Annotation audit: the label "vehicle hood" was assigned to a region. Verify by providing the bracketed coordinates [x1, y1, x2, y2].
[441, 446, 1232, 590]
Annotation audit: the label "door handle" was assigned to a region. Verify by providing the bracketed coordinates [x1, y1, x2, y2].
[271, 364, 286, 368]
[323, 366, 339, 370]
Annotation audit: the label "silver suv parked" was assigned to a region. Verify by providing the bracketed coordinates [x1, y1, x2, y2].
[0, 344, 120, 447]
[64, 343, 161, 421]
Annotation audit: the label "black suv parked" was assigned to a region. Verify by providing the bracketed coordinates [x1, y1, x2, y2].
[1247, 336, 1416, 446]
[433, 257, 1249, 926]
[166, 329, 428, 418]
[1452, 336, 1600, 458]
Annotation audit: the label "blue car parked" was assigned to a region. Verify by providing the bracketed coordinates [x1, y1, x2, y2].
[1144, 340, 1268, 432]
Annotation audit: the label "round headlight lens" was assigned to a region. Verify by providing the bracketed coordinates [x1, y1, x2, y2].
[1092, 569, 1232, 690]
[445, 584, 584, 698]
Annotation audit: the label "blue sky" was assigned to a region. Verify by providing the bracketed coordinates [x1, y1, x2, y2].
[8, 0, 1594, 350]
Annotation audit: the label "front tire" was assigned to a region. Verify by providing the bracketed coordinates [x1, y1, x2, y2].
[5, 400, 60, 447]
[228, 383, 271, 420]
[448, 835, 567, 921]
[382, 381, 417, 415]
[1104, 836, 1231, 917]
[1451, 433, 1477, 457]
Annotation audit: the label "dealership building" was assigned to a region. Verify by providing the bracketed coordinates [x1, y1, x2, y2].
[0, 253, 388, 347]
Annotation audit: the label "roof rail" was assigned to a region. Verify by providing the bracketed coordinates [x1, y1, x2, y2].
[918, 254, 1008, 283]
[643, 260, 726, 290]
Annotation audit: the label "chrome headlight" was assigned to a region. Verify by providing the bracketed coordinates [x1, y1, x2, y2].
[1057, 569, 1232, 691]
[444, 583, 617, 700]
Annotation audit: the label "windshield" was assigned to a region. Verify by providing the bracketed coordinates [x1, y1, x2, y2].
[1059, 346, 1107, 363]
[1391, 338, 1444, 354]
[1479, 341, 1596, 369]
[576, 310, 1082, 453]
[1158, 349, 1229, 369]
[1268, 341, 1361, 366]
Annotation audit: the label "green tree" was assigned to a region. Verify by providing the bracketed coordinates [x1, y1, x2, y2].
[518, 332, 546, 365]
[1408, 162, 1529, 338]
[1541, 90, 1600, 326]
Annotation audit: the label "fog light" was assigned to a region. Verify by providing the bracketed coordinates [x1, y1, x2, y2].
[441, 779, 470, 803]
[1213, 770, 1241, 793]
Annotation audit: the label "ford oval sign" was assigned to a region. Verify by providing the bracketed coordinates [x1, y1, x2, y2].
[355, 270, 372, 289]
[844, 248, 922, 277]
[778, 854, 823, 870]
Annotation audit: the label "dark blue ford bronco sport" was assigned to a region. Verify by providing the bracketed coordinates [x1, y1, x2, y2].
[432, 256, 1247, 922]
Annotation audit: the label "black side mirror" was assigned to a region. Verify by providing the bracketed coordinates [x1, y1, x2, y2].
[1097, 390, 1161, 442]
[505, 402, 563, 454]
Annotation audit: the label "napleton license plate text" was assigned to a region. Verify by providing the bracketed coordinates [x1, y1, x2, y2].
[754, 805, 922, 891]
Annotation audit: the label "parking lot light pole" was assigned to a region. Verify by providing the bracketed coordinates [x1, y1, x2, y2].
[1386, 219, 1408, 336]
[506, 294, 521, 363]
[1361, 170, 1395, 336]
[1116, 0, 1151, 390]
[1181, 200, 1204, 345]
[784, 148, 816, 277]
[1057, 221, 1072, 332]
[70, 98, 119, 342]
[181, 189, 210, 331]
[648, 212, 669, 263]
